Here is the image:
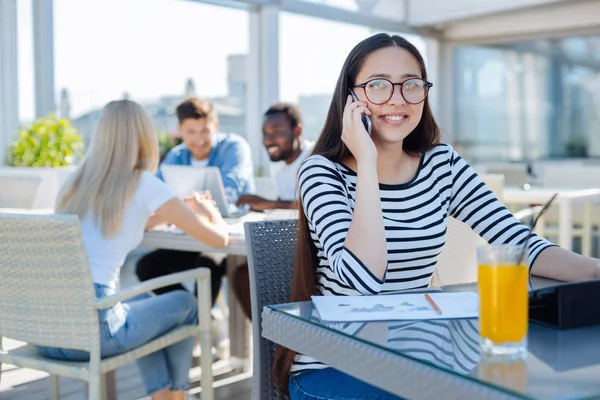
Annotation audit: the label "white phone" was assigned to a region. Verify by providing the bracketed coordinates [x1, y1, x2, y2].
[348, 89, 372, 135]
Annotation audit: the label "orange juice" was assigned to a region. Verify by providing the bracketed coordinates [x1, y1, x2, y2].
[478, 263, 528, 343]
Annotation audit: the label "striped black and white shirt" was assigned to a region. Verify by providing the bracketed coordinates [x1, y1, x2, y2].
[291, 144, 553, 372]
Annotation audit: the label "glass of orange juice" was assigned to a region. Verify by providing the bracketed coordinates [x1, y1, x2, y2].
[477, 245, 528, 359]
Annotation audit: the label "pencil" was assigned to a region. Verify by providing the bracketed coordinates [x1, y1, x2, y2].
[425, 293, 442, 315]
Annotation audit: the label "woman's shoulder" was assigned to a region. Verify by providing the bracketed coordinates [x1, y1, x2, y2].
[139, 170, 164, 186]
[299, 155, 341, 175]
[134, 170, 176, 212]
[425, 143, 454, 157]
[301, 154, 335, 167]
[421, 143, 459, 167]
[136, 171, 174, 198]
[298, 155, 347, 185]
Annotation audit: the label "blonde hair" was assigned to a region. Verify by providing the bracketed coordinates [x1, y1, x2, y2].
[56, 100, 159, 236]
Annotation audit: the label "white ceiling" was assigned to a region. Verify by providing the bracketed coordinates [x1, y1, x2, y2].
[408, 0, 600, 44]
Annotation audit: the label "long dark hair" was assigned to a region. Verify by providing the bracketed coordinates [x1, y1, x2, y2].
[273, 33, 441, 395]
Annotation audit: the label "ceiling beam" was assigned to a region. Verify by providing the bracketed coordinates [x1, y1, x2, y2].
[407, 0, 569, 27]
[440, 0, 600, 45]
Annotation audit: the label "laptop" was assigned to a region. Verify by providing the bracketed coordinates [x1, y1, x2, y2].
[160, 165, 248, 218]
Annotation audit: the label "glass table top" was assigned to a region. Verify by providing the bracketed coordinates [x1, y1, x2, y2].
[268, 285, 600, 400]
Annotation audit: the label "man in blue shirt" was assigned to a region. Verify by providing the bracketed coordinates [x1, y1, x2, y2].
[156, 99, 255, 202]
[136, 97, 255, 307]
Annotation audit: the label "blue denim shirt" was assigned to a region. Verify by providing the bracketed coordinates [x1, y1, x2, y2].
[157, 132, 255, 203]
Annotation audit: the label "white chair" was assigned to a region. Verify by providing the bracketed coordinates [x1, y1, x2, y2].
[435, 174, 505, 286]
[0, 175, 41, 208]
[535, 164, 600, 256]
[0, 213, 214, 400]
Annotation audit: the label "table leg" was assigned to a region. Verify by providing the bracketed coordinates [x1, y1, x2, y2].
[583, 202, 592, 257]
[104, 371, 116, 400]
[226, 255, 248, 360]
[198, 271, 214, 400]
[559, 198, 573, 251]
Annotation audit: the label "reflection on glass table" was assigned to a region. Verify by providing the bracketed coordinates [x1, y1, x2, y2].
[268, 299, 600, 400]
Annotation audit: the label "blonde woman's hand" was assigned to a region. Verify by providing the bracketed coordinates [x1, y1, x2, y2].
[193, 191, 213, 202]
[196, 199, 221, 220]
[342, 94, 376, 165]
[184, 194, 221, 221]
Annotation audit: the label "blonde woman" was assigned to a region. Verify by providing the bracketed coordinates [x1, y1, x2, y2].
[35, 100, 228, 400]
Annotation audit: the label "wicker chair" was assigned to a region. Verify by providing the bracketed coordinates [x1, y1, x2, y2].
[244, 219, 297, 400]
[0, 213, 214, 400]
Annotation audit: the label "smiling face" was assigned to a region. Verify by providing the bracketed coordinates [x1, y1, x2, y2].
[352, 46, 425, 145]
[263, 113, 300, 162]
[179, 117, 218, 160]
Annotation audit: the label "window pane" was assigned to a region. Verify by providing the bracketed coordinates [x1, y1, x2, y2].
[54, 0, 248, 143]
[454, 37, 600, 162]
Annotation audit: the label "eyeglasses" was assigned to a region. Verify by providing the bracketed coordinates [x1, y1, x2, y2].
[353, 78, 433, 105]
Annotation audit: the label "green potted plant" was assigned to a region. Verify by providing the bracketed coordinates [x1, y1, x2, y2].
[6, 113, 84, 167]
[2, 114, 85, 208]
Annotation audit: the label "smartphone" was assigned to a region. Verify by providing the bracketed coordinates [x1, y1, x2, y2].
[348, 89, 372, 135]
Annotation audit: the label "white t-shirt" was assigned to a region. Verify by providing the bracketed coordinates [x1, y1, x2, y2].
[191, 158, 209, 168]
[81, 171, 176, 288]
[270, 141, 314, 201]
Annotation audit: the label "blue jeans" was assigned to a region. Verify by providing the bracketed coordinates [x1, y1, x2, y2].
[289, 368, 404, 400]
[36, 284, 197, 395]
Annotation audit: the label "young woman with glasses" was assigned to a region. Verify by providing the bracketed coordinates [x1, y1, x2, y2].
[273, 33, 600, 400]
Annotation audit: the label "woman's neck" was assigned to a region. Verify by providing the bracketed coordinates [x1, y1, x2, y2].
[377, 147, 410, 183]
[343, 142, 420, 185]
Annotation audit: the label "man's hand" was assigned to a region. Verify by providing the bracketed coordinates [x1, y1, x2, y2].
[236, 194, 273, 211]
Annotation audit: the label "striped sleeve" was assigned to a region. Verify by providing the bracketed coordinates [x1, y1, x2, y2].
[447, 149, 556, 268]
[298, 156, 385, 295]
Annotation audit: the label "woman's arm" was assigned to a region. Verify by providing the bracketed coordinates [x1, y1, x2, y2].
[153, 197, 229, 248]
[446, 147, 600, 282]
[300, 157, 386, 295]
[447, 148, 553, 269]
[532, 246, 600, 281]
[341, 95, 387, 280]
[299, 99, 389, 295]
[145, 214, 167, 230]
[344, 161, 387, 280]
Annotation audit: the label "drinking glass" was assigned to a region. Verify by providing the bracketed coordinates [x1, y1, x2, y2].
[477, 245, 528, 359]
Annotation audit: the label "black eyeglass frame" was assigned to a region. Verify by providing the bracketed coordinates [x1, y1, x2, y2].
[353, 78, 434, 105]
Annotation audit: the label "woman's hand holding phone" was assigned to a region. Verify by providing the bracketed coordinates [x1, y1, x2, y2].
[349, 90, 372, 135]
[342, 94, 377, 164]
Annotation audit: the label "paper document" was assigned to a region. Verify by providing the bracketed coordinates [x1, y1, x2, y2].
[312, 292, 479, 322]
